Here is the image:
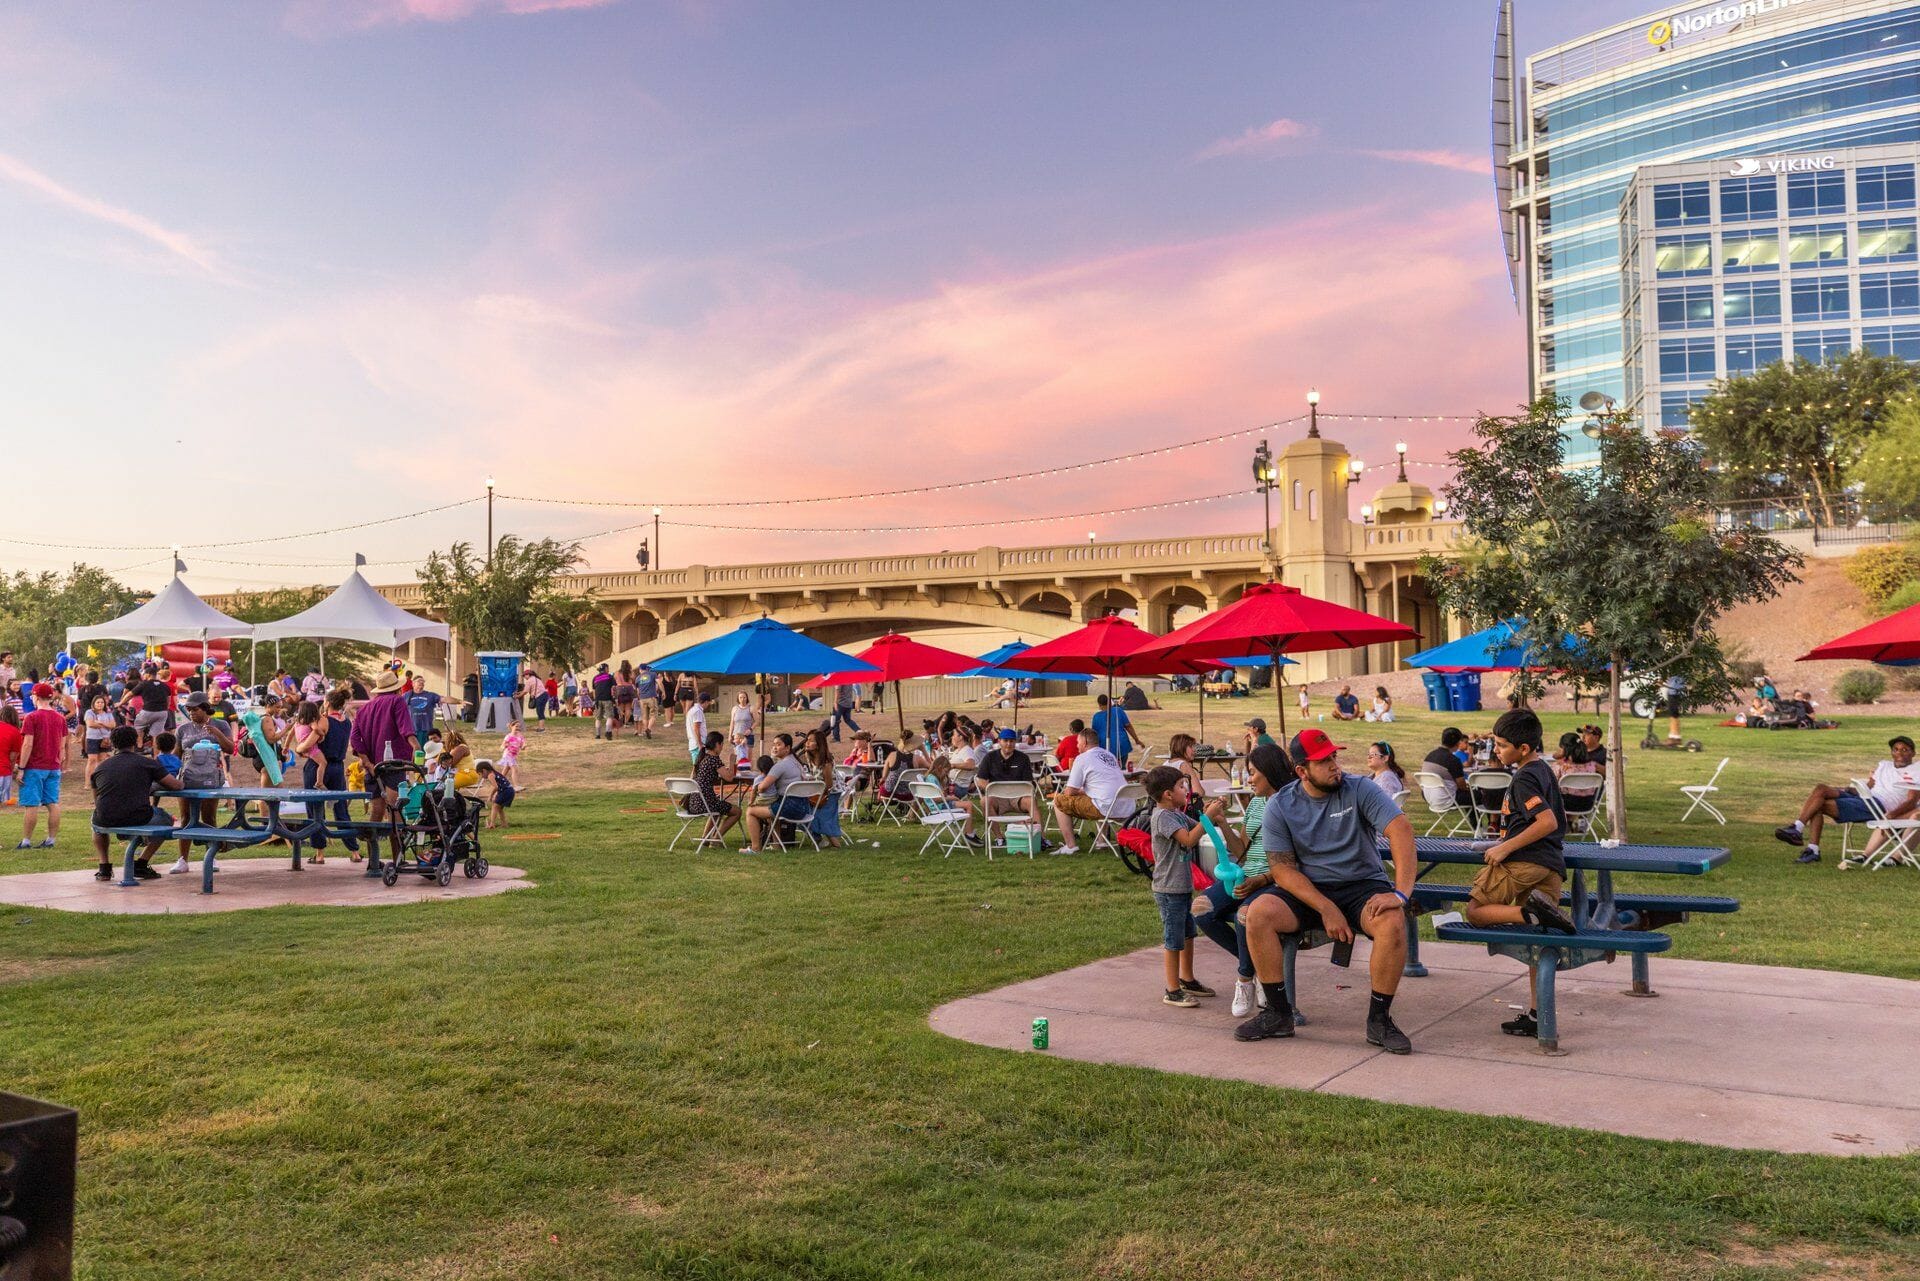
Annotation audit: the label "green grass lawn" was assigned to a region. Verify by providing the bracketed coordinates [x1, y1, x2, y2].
[4, 699, 1919, 1279]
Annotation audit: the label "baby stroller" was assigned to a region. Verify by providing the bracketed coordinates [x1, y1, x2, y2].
[372, 761, 489, 887]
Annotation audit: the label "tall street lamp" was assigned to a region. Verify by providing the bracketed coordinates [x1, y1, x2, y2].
[653, 507, 662, 570]
[1307, 387, 1320, 438]
[485, 476, 495, 566]
[1395, 440, 1409, 483]
[1251, 439, 1276, 558]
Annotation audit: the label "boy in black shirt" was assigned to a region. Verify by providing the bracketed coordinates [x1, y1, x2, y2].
[90, 726, 181, 881]
[1470, 710, 1577, 1037]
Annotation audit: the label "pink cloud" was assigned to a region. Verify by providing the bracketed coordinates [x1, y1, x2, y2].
[1361, 148, 1487, 175]
[1196, 118, 1316, 161]
[286, 0, 617, 35]
[0, 151, 225, 278]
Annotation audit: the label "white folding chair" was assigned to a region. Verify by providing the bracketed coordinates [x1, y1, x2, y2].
[665, 777, 728, 851]
[769, 779, 827, 852]
[1413, 770, 1473, 836]
[1087, 783, 1150, 861]
[982, 780, 1041, 860]
[1843, 778, 1920, 870]
[1559, 770, 1606, 840]
[910, 779, 971, 857]
[1678, 757, 1729, 824]
[1465, 770, 1511, 838]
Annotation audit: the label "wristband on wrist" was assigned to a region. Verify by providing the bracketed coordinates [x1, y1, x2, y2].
[1391, 889, 1410, 904]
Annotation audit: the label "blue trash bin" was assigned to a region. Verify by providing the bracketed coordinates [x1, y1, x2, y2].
[1444, 672, 1483, 713]
[1421, 672, 1451, 712]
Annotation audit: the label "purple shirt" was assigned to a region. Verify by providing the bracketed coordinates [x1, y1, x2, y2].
[349, 692, 415, 764]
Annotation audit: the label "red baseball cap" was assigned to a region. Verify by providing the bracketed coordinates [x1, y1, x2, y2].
[31, 682, 55, 698]
[1287, 727, 1344, 766]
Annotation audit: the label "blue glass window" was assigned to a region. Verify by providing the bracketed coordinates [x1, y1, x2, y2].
[1722, 230, 1780, 273]
[1660, 390, 1704, 429]
[1725, 333, 1784, 376]
[1794, 328, 1853, 364]
[1861, 271, 1920, 319]
[1857, 164, 1917, 213]
[1656, 285, 1715, 330]
[1787, 223, 1847, 269]
[1655, 235, 1713, 277]
[1863, 324, 1920, 361]
[1722, 280, 1781, 326]
[1860, 219, 1919, 264]
[1787, 170, 1847, 218]
[1653, 181, 1711, 228]
[1659, 336, 1716, 381]
[1791, 275, 1851, 322]
[1719, 175, 1778, 223]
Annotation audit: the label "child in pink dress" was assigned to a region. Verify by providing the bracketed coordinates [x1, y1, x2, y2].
[500, 720, 526, 788]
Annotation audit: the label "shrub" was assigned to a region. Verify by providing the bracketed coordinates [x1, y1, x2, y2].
[1879, 581, 1920, 618]
[1835, 669, 1887, 705]
[1844, 542, 1920, 606]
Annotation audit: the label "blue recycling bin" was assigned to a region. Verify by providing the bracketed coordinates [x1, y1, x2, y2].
[1443, 672, 1482, 712]
[1421, 672, 1452, 712]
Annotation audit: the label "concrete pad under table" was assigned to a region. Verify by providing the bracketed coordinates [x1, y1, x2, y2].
[0, 856, 532, 915]
[930, 938, 1920, 1157]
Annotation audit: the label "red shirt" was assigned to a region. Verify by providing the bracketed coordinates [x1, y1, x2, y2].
[544, 677, 559, 700]
[1055, 734, 1081, 769]
[0, 721, 20, 776]
[20, 707, 66, 771]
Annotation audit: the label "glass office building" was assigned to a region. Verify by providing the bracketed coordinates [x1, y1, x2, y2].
[1495, 0, 1920, 455]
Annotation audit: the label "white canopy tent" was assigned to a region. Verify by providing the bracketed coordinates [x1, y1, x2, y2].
[67, 563, 254, 675]
[249, 558, 451, 693]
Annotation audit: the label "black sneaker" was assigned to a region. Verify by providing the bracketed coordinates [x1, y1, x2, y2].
[94, 866, 113, 881]
[1233, 1004, 1296, 1041]
[1179, 979, 1217, 998]
[1774, 825, 1805, 846]
[133, 862, 161, 880]
[1795, 847, 1822, 864]
[1501, 1011, 1539, 1038]
[1520, 889, 1577, 935]
[1367, 1010, 1412, 1054]
[1163, 988, 1199, 1008]
[964, 834, 984, 847]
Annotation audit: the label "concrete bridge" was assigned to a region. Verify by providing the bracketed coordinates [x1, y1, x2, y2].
[239, 431, 1471, 685]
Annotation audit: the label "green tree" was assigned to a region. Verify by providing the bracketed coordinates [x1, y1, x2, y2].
[1420, 397, 1802, 837]
[417, 537, 607, 670]
[1689, 350, 1916, 523]
[1849, 393, 1920, 521]
[224, 587, 385, 684]
[0, 565, 139, 672]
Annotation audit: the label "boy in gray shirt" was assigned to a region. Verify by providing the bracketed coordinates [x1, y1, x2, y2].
[1145, 765, 1226, 1008]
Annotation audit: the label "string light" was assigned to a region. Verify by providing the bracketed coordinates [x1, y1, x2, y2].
[0, 497, 482, 553]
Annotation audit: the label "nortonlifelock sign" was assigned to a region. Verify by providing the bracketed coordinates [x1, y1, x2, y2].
[1648, 0, 1823, 46]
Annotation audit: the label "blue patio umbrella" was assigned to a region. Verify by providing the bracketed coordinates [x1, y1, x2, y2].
[959, 640, 1090, 724]
[650, 617, 877, 740]
[1404, 617, 1580, 672]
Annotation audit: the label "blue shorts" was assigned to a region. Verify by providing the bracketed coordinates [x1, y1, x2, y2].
[775, 796, 814, 822]
[1835, 792, 1875, 824]
[1154, 890, 1198, 952]
[19, 769, 61, 808]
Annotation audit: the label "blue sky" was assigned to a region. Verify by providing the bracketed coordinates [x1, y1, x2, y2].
[0, 0, 1612, 589]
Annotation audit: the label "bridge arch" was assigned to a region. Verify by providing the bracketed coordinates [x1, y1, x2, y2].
[1146, 584, 1211, 634]
[1018, 589, 1073, 618]
[664, 604, 712, 635]
[618, 600, 1082, 668]
[1081, 586, 1138, 621]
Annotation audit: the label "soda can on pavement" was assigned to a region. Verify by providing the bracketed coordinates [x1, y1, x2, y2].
[1031, 1017, 1049, 1050]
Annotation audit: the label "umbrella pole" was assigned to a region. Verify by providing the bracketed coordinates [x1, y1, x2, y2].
[896, 679, 905, 737]
[1273, 640, 1287, 736]
[202, 636, 208, 693]
[318, 639, 326, 682]
[1198, 675, 1205, 744]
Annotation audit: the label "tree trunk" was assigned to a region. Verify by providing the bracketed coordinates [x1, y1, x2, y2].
[1809, 467, 1837, 527]
[1606, 654, 1628, 842]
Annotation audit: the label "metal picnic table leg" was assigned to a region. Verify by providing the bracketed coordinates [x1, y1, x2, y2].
[1403, 912, 1429, 979]
[1626, 951, 1657, 998]
[201, 841, 218, 895]
[118, 837, 141, 888]
[1533, 950, 1566, 1056]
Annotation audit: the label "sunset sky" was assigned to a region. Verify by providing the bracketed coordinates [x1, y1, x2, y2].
[0, 0, 1610, 591]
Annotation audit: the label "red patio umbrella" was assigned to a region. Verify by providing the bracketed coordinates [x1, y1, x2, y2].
[1798, 602, 1920, 665]
[1013, 616, 1227, 746]
[807, 632, 984, 733]
[1136, 581, 1418, 735]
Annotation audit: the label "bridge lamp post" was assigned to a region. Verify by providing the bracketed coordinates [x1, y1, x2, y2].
[1307, 387, 1320, 438]
[484, 476, 495, 567]
[1395, 440, 1409, 483]
[653, 507, 662, 571]
[1251, 440, 1277, 564]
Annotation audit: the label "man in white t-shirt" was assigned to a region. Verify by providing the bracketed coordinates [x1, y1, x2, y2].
[1051, 725, 1134, 853]
[1775, 733, 1918, 863]
[685, 692, 709, 764]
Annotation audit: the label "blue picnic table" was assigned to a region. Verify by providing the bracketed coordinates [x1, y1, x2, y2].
[1384, 835, 1737, 1053]
[94, 787, 376, 895]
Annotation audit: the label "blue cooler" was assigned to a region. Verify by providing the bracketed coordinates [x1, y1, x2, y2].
[1443, 672, 1483, 712]
[1421, 672, 1451, 712]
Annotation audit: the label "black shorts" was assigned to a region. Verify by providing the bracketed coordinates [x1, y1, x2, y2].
[1664, 694, 1685, 717]
[1274, 876, 1397, 937]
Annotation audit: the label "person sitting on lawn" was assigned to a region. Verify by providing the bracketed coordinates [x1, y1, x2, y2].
[1242, 717, 1277, 755]
[1466, 709, 1578, 1038]
[1579, 724, 1609, 772]
[744, 733, 810, 853]
[1054, 719, 1085, 772]
[1331, 683, 1361, 721]
[1422, 727, 1472, 806]
[1232, 728, 1419, 1054]
[1775, 734, 1919, 864]
[91, 726, 180, 881]
[1051, 725, 1133, 854]
[965, 728, 1052, 850]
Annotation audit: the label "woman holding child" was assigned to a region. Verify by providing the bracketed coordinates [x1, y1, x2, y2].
[1193, 743, 1290, 1017]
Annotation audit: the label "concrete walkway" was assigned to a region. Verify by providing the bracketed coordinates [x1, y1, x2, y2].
[0, 856, 531, 915]
[931, 938, 1920, 1157]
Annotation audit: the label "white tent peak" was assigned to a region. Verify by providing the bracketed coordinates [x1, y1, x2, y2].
[67, 573, 253, 647]
[250, 570, 447, 648]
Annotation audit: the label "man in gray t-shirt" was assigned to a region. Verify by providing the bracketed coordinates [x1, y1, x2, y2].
[1234, 728, 1419, 1054]
[745, 736, 812, 853]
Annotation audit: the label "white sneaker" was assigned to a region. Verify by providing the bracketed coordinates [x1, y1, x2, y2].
[1231, 979, 1257, 1017]
[167, 856, 190, 875]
